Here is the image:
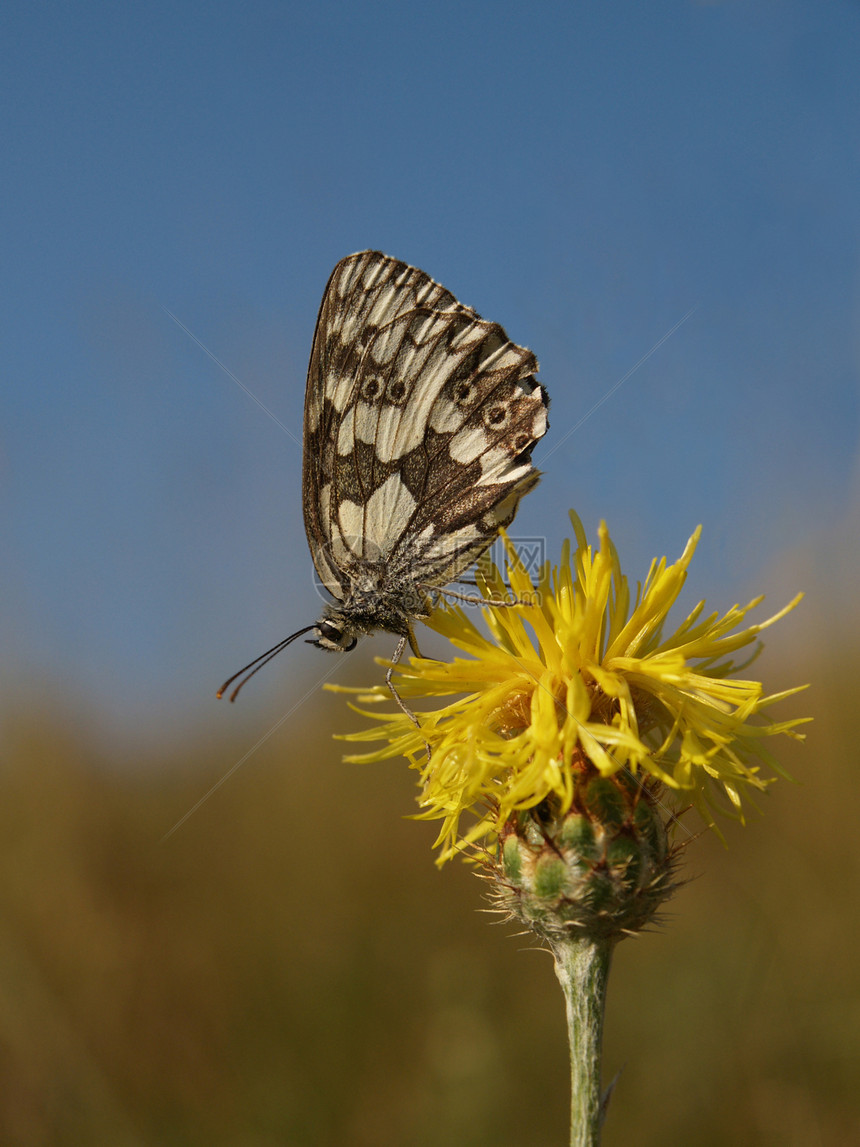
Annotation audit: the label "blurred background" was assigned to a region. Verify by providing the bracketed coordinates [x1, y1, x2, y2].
[2, 2, 858, 1143]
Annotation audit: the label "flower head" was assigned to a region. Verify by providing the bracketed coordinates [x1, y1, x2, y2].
[330, 513, 808, 866]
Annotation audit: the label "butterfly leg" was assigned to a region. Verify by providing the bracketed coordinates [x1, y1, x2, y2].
[386, 634, 432, 760]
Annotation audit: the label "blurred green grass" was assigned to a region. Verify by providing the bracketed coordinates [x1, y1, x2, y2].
[0, 622, 856, 1146]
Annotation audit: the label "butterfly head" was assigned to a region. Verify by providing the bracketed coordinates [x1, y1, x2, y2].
[308, 615, 358, 652]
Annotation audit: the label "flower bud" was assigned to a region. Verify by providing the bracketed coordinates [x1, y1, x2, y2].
[492, 760, 677, 942]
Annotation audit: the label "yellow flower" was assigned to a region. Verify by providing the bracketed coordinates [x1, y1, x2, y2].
[329, 512, 808, 863]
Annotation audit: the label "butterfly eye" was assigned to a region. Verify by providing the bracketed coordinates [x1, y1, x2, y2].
[317, 620, 358, 651]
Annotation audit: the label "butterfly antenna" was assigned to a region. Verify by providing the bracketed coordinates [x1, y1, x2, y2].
[216, 626, 317, 702]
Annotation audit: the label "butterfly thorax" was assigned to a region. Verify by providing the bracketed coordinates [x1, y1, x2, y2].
[310, 566, 435, 652]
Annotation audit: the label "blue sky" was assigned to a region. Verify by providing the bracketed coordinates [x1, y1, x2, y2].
[3, 1, 858, 746]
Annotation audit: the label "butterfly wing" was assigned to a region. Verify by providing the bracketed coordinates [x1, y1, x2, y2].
[302, 251, 548, 598]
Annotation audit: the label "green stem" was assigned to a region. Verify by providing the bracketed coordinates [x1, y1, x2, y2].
[552, 936, 613, 1147]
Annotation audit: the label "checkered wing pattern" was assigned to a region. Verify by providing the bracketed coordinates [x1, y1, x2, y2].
[302, 251, 549, 606]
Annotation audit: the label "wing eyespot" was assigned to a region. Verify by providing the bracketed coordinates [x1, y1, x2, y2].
[453, 381, 474, 406]
[484, 403, 511, 429]
[386, 378, 408, 404]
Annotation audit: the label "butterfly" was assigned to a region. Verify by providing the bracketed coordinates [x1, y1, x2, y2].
[218, 250, 549, 703]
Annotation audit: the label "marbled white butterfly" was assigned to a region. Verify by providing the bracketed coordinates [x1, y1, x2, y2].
[218, 251, 549, 702]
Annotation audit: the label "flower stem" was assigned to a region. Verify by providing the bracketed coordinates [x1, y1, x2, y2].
[552, 936, 613, 1147]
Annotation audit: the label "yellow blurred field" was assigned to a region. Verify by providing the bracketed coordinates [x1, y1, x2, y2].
[1, 608, 855, 1147]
